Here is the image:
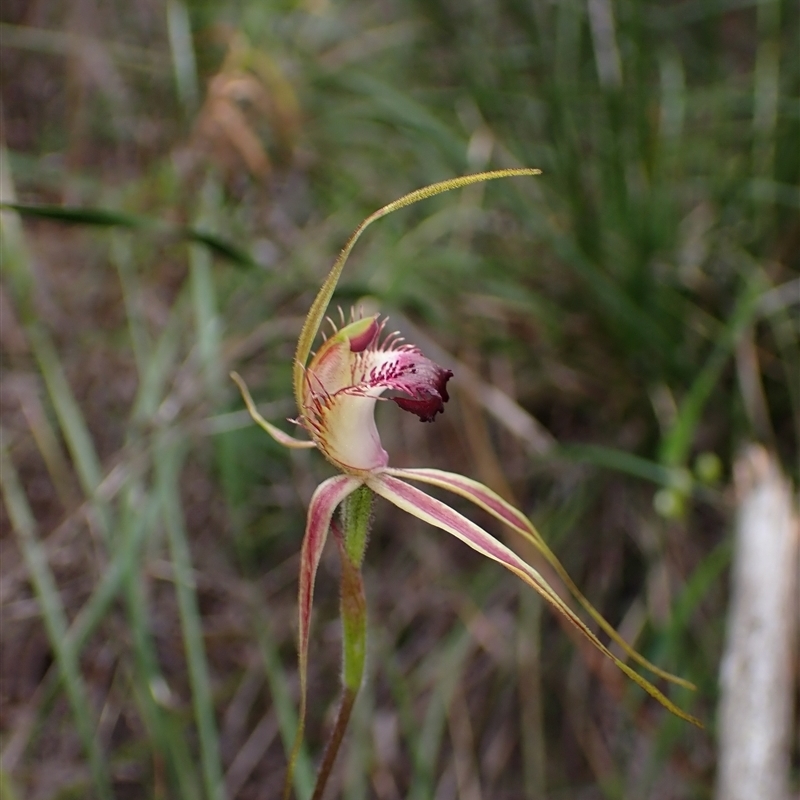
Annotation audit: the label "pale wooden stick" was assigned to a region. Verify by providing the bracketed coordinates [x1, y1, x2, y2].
[715, 444, 798, 800]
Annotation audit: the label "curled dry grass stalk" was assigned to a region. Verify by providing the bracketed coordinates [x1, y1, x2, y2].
[1, 0, 797, 798]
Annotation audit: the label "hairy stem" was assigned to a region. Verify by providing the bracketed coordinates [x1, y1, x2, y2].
[340, 485, 373, 568]
[310, 688, 358, 800]
[308, 489, 372, 799]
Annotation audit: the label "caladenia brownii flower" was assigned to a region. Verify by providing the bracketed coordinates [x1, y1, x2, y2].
[231, 170, 701, 799]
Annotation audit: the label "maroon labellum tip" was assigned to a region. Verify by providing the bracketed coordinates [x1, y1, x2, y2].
[392, 367, 453, 422]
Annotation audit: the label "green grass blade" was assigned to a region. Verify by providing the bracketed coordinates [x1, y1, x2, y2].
[156, 440, 225, 800]
[339, 73, 467, 167]
[190, 179, 225, 400]
[664, 539, 733, 650]
[121, 502, 204, 800]
[557, 444, 693, 490]
[111, 232, 152, 376]
[0, 437, 114, 800]
[253, 606, 315, 800]
[68, 483, 157, 653]
[407, 629, 472, 800]
[189, 229, 259, 269]
[25, 327, 111, 526]
[2, 182, 113, 540]
[112, 238, 207, 798]
[128, 670, 203, 800]
[0, 201, 154, 227]
[0, 202, 259, 268]
[3, 164, 200, 796]
[660, 276, 763, 467]
[0, 767, 21, 800]
[518, 589, 546, 799]
[166, 0, 200, 115]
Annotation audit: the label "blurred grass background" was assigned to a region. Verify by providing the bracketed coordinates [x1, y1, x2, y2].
[0, 0, 797, 798]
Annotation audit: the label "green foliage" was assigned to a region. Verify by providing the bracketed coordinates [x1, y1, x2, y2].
[1, 0, 797, 797]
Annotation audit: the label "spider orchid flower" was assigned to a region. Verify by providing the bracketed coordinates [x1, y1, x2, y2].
[232, 170, 699, 798]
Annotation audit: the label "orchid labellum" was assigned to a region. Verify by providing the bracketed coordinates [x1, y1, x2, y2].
[231, 170, 700, 800]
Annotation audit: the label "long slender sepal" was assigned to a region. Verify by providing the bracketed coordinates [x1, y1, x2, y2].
[386, 467, 696, 691]
[283, 475, 363, 800]
[230, 371, 317, 449]
[308, 492, 372, 799]
[292, 169, 541, 407]
[369, 473, 702, 728]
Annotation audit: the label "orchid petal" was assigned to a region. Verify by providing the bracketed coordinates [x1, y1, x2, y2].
[283, 474, 363, 800]
[369, 473, 702, 728]
[231, 371, 316, 449]
[309, 393, 388, 474]
[386, 467, 696, 691]
[307, 316, 380, 398]
[292, 168, 541, 407]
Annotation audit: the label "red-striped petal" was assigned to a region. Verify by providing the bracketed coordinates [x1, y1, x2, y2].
[368, 472, 701, 727]
[289, 474, 363, 772]
[383, 467, 696, 690]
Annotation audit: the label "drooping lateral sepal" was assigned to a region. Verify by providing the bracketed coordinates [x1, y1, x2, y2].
[385, 467, 696, 690]
[368, 472, 702, 728]
[283, 474, 363, 800]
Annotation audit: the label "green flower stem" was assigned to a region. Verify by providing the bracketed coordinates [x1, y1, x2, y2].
[311, 689, 358, 800]
[340, 484, 373, 568]
[339, 485, 372, 693]
[339, 532, 368, 694]
[310, 487, 373, 800]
